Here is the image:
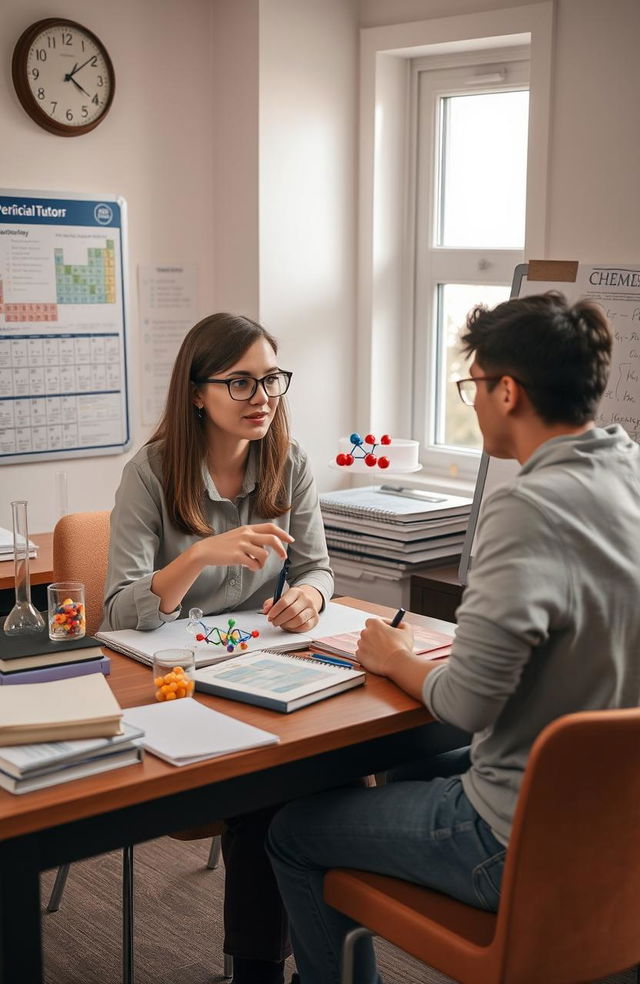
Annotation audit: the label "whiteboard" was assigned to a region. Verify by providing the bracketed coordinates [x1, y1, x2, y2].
[0, 189, 131, 464]
[458, 259, 640, 583]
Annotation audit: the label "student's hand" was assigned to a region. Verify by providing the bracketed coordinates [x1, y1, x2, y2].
[355, 616, 415, 677]
[263, 584, 323, 632]
[196, 524, 294, 572]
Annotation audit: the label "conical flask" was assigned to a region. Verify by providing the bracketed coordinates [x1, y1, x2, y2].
[3, 500, 46, 635]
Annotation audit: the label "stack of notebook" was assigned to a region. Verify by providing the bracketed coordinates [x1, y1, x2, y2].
[0, 674, 143, 793]
[319, 485, 472, 572]
[0, 620, 110, 686]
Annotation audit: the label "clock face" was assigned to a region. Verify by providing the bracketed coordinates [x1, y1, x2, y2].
[12, 19, 115, 136]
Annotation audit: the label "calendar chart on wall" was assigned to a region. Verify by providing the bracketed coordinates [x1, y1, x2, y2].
[0, 190, 130, 464]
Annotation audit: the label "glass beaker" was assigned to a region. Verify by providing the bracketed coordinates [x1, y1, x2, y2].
[48, 582, 86, 641]
[3, 500, 46, 636]
[152, 649, 196, 702]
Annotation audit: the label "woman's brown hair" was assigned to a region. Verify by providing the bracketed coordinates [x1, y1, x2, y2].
[149, 313, 291, 535]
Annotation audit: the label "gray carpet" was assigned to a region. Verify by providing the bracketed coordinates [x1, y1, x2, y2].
[40, 837, 638, 983]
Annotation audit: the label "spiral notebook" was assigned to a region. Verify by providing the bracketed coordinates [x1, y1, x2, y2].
[319, 486, 472, 523]
[193, 650, 365, 712]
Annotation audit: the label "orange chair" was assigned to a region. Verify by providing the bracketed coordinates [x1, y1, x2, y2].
[47, 511, 229, 982]
[325, 708, 640, 984]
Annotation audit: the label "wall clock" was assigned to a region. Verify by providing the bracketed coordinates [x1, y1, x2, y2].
[12, 18, 115, 137]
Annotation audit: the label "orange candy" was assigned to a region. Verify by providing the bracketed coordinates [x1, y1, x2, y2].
[153, 664, 193, 701]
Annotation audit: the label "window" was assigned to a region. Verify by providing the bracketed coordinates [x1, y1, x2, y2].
[412, 52, 530, 478]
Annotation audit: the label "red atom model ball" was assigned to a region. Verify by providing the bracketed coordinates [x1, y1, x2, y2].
[336, 453, 347, 465]
[345, 454, 354, 465]
[251, 630, 260, 638]
[364, 433, 376, 445]
[195, 633, 205, 641]
[381, 434, 391, 445]
[378, 456, 390, 468]
[364, 453, 377, 467]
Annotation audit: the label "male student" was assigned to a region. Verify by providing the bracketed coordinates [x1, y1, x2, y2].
[267, 292, 640, 984]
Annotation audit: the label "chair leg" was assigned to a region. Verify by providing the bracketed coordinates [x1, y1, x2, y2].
[207, 835, 222, 870]
[122, 845, 134, 984]
[46, 863, 71, 912]
[223, 953, 233, 978]
[340, 926, 374, 984]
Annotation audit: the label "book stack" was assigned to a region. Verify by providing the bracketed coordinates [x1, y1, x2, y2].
[319, 485, 472, 574]
[0, 620, 111, 686]
[0, 674, 143, 793]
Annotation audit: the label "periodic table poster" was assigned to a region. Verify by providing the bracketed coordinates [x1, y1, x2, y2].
[0, 190, 131, 464]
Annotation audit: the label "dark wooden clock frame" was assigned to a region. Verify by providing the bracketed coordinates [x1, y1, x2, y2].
[12, 17, 115, 137]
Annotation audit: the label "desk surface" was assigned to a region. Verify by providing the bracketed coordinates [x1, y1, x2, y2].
[0, 532, 54, 591]
[0, 598, 455, 841]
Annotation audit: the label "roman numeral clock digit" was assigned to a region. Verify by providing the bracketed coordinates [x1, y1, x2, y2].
[12, 18, 115, 136]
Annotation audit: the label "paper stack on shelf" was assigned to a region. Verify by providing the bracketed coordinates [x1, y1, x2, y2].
[320, 485, 472, 572]
[0, 526, 37, 560]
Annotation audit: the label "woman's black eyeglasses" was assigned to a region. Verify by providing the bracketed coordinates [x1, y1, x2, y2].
[192, 370, 292, 402]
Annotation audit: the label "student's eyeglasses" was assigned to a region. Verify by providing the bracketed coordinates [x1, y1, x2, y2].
[455, 376, 503, 406]
[192, 370, 293, 402]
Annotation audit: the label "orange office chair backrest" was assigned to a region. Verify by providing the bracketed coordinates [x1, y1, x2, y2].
[52, 511, 110, 637]
[492, 706, 640, 983]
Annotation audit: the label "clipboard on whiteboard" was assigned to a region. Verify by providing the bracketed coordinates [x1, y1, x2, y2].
[458, 258, 640, 584]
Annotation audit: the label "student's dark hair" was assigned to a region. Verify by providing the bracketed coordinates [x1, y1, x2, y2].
[149, 313, 291, 535]
[460, 292, 612, 426]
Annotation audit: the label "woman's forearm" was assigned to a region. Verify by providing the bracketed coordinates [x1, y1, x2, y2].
[151, 541, 206, 614]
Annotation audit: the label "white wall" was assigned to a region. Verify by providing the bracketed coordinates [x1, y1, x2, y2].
[258, 0, 359, 489]
[360, 0, 640, 262]
[0, 0, 215, 532]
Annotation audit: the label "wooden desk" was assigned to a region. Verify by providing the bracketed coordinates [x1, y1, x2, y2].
[0, 598, 464, 982]
[410, 564, 464, 623]
[0, 532, 54, 591]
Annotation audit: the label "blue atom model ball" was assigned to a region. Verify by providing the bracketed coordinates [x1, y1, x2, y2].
[349, 432, 363, 445]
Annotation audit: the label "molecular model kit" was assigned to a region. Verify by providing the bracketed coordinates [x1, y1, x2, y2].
[186, 608, 260, 652]
[335, 432, 392, 469]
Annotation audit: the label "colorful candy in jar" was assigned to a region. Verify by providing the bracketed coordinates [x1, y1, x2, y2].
[50, 597, 86, 638]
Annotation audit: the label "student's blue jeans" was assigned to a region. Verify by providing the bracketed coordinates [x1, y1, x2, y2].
[266, 750, 506, 984]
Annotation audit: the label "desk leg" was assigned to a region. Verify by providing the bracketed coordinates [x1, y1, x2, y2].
[0, 843, 43, 983]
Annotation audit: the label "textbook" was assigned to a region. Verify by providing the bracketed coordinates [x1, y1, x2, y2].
[0, 747, 143, 794]
[311, 624, 453, 662]
[0, 721, 143, 779]
[0, 621, 104, 673]
[96, 602, 371, 669]
[0, 654, 111, 685]
[0, 673, 123, 745]
[194, 650, 365, 713]
[122, 698, 279, 765]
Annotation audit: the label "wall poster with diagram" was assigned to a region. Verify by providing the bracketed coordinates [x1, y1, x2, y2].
[0, 189, 131, 464]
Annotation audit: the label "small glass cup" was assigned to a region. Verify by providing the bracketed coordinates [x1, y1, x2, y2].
[153, 648, 195, 702]
[48, 581, 86, 642]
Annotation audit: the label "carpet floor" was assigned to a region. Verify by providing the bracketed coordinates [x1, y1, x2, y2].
[40, 836, 638, 984]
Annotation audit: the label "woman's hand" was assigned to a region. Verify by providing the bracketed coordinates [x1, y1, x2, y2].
[263, 584, 323, 632]
[195, 524, 294, 572]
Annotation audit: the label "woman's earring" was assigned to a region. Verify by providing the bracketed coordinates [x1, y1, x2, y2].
[195, 406, 205, 420]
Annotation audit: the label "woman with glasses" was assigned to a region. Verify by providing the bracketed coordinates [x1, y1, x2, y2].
[102, 312, 333, 984]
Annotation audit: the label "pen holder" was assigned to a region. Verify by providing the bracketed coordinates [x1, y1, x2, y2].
[48, 582, 86, 641]
[153, 649, 195, 702]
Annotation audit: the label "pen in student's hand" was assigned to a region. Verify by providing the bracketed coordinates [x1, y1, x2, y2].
[390, 607, 406, 628]
[308, 652, 354, 668]
[272, 554, 290, 605]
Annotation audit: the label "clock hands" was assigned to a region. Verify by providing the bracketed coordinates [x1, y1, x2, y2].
[68, 54, 96, 78]
[67, 75, 91, 97]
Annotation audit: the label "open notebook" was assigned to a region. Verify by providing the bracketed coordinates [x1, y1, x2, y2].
[193, 651, 365, 712]
[96, 602, 372, 669]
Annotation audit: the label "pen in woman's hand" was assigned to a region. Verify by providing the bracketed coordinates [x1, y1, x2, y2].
[272, 555, 290, 605]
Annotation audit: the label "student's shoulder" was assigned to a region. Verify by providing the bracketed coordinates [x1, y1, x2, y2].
[122, 441, 164, 487]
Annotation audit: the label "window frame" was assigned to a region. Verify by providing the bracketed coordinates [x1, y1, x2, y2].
[411, 51, 530, 479]
[357, 5, 553, 492]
